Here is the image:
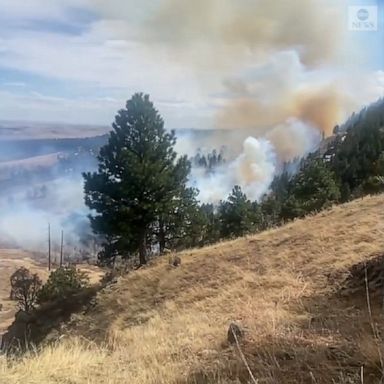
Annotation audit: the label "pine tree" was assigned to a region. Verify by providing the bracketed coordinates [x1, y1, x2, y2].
[154, 187, 202, 252]
[281, 159, 340, 219]
[218, 186, 256, 239]
[259, 194, 281, 228]
[199, 203, 221, 245]
[83, 93, 190, 265]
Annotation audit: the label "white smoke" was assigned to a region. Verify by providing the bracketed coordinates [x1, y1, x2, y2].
[0, 176, 92, 254]
[189, 119, 320, 203]
[265, 119, 321, 163]
[87, 1, 384, 203]
[231, 137, 276, 200]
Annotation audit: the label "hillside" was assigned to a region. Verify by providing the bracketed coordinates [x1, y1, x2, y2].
[1, 195, 384, 383]
[0, 250, 50, 335]
[0, 251, 104, 336]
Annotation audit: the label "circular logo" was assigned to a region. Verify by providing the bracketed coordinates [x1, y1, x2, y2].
[357, 8, 369, 21]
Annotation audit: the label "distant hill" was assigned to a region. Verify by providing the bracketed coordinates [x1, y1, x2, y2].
[0, 135, 109, 162]
[0, 120, 110, 140]
[0, 121, 227, 162]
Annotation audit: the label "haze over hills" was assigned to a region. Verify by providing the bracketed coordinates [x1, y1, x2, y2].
[0, 120, 234, 253]
[0, 119, 235, 161]
[0, 93, 382, 254]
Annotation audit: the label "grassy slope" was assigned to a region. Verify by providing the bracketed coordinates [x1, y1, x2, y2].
[1, 195, 384, 384]
[0, 251, 103, 335]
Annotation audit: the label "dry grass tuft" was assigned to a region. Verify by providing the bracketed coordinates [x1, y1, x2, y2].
[1, 195, 384, 383]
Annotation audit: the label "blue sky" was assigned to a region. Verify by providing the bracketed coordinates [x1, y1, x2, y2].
[0, 0, 383, 128]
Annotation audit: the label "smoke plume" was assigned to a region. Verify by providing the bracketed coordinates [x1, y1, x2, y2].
[90, 0, 382, 202]
[142, 0, 344, 67]
[0, 174, 95, 256]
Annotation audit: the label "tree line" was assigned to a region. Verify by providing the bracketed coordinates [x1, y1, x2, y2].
[83, 93, 384, 266]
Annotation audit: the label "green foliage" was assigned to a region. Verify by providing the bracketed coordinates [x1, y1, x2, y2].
[259, 194, 282, 229]
[281, 159, 340, 220]
[218, 186, 261, 238]
[10, 267, 42, 313]
[83, 93, 191, 265]
[329, 100, 384, 199]
[376, 152, 384, 175]
[82, 94, 384, 258]
[153, 187, 203, 252]
[362, 175, 384, 195]
[37, 267, 89, 304]
[198, 203, 221, 246]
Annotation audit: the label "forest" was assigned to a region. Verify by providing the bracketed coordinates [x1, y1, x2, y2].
[83, 94, 384, 265]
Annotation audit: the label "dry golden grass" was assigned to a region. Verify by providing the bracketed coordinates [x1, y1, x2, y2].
[1, 195, 384, 383]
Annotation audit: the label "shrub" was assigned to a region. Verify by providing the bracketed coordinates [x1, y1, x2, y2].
[37, 266, 89, 304]
[363, 175, 384, 195]
[9, 267, 42, 313]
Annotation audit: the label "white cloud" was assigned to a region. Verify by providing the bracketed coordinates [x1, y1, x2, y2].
[0, 2, 212, 127]
[0, 89, 118, 124]
[0, 87, 211, 128]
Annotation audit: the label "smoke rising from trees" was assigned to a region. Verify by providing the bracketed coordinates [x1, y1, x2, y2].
[90, 0, 384, 202]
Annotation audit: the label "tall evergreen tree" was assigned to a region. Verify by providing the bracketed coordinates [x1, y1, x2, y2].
[259, 194, 282, 229]
[218, 186, 257, 239]
[83, 93, 190, 265]
[281, 159, 340, 220]
[199, 203, 221, 245]
[154, 187, 202, 252]
[329, 99, 384, 197]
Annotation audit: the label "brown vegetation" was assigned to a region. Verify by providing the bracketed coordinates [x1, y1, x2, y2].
[1, 195, 384, 383]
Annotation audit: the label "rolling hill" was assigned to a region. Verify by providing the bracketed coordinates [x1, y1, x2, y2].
[1, 194, 384, 383]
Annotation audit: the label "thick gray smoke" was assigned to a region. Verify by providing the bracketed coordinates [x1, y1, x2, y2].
[180, 119, 320, 203]
[90, 0, 384, 202]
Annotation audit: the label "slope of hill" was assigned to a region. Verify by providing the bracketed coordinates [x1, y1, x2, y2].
[0, 250, 104, 337]
[1, 195, 384, 384]
[0, 250, 50, 335]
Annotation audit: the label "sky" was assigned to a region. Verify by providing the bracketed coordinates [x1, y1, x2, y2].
[0, 0, 383, 129]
